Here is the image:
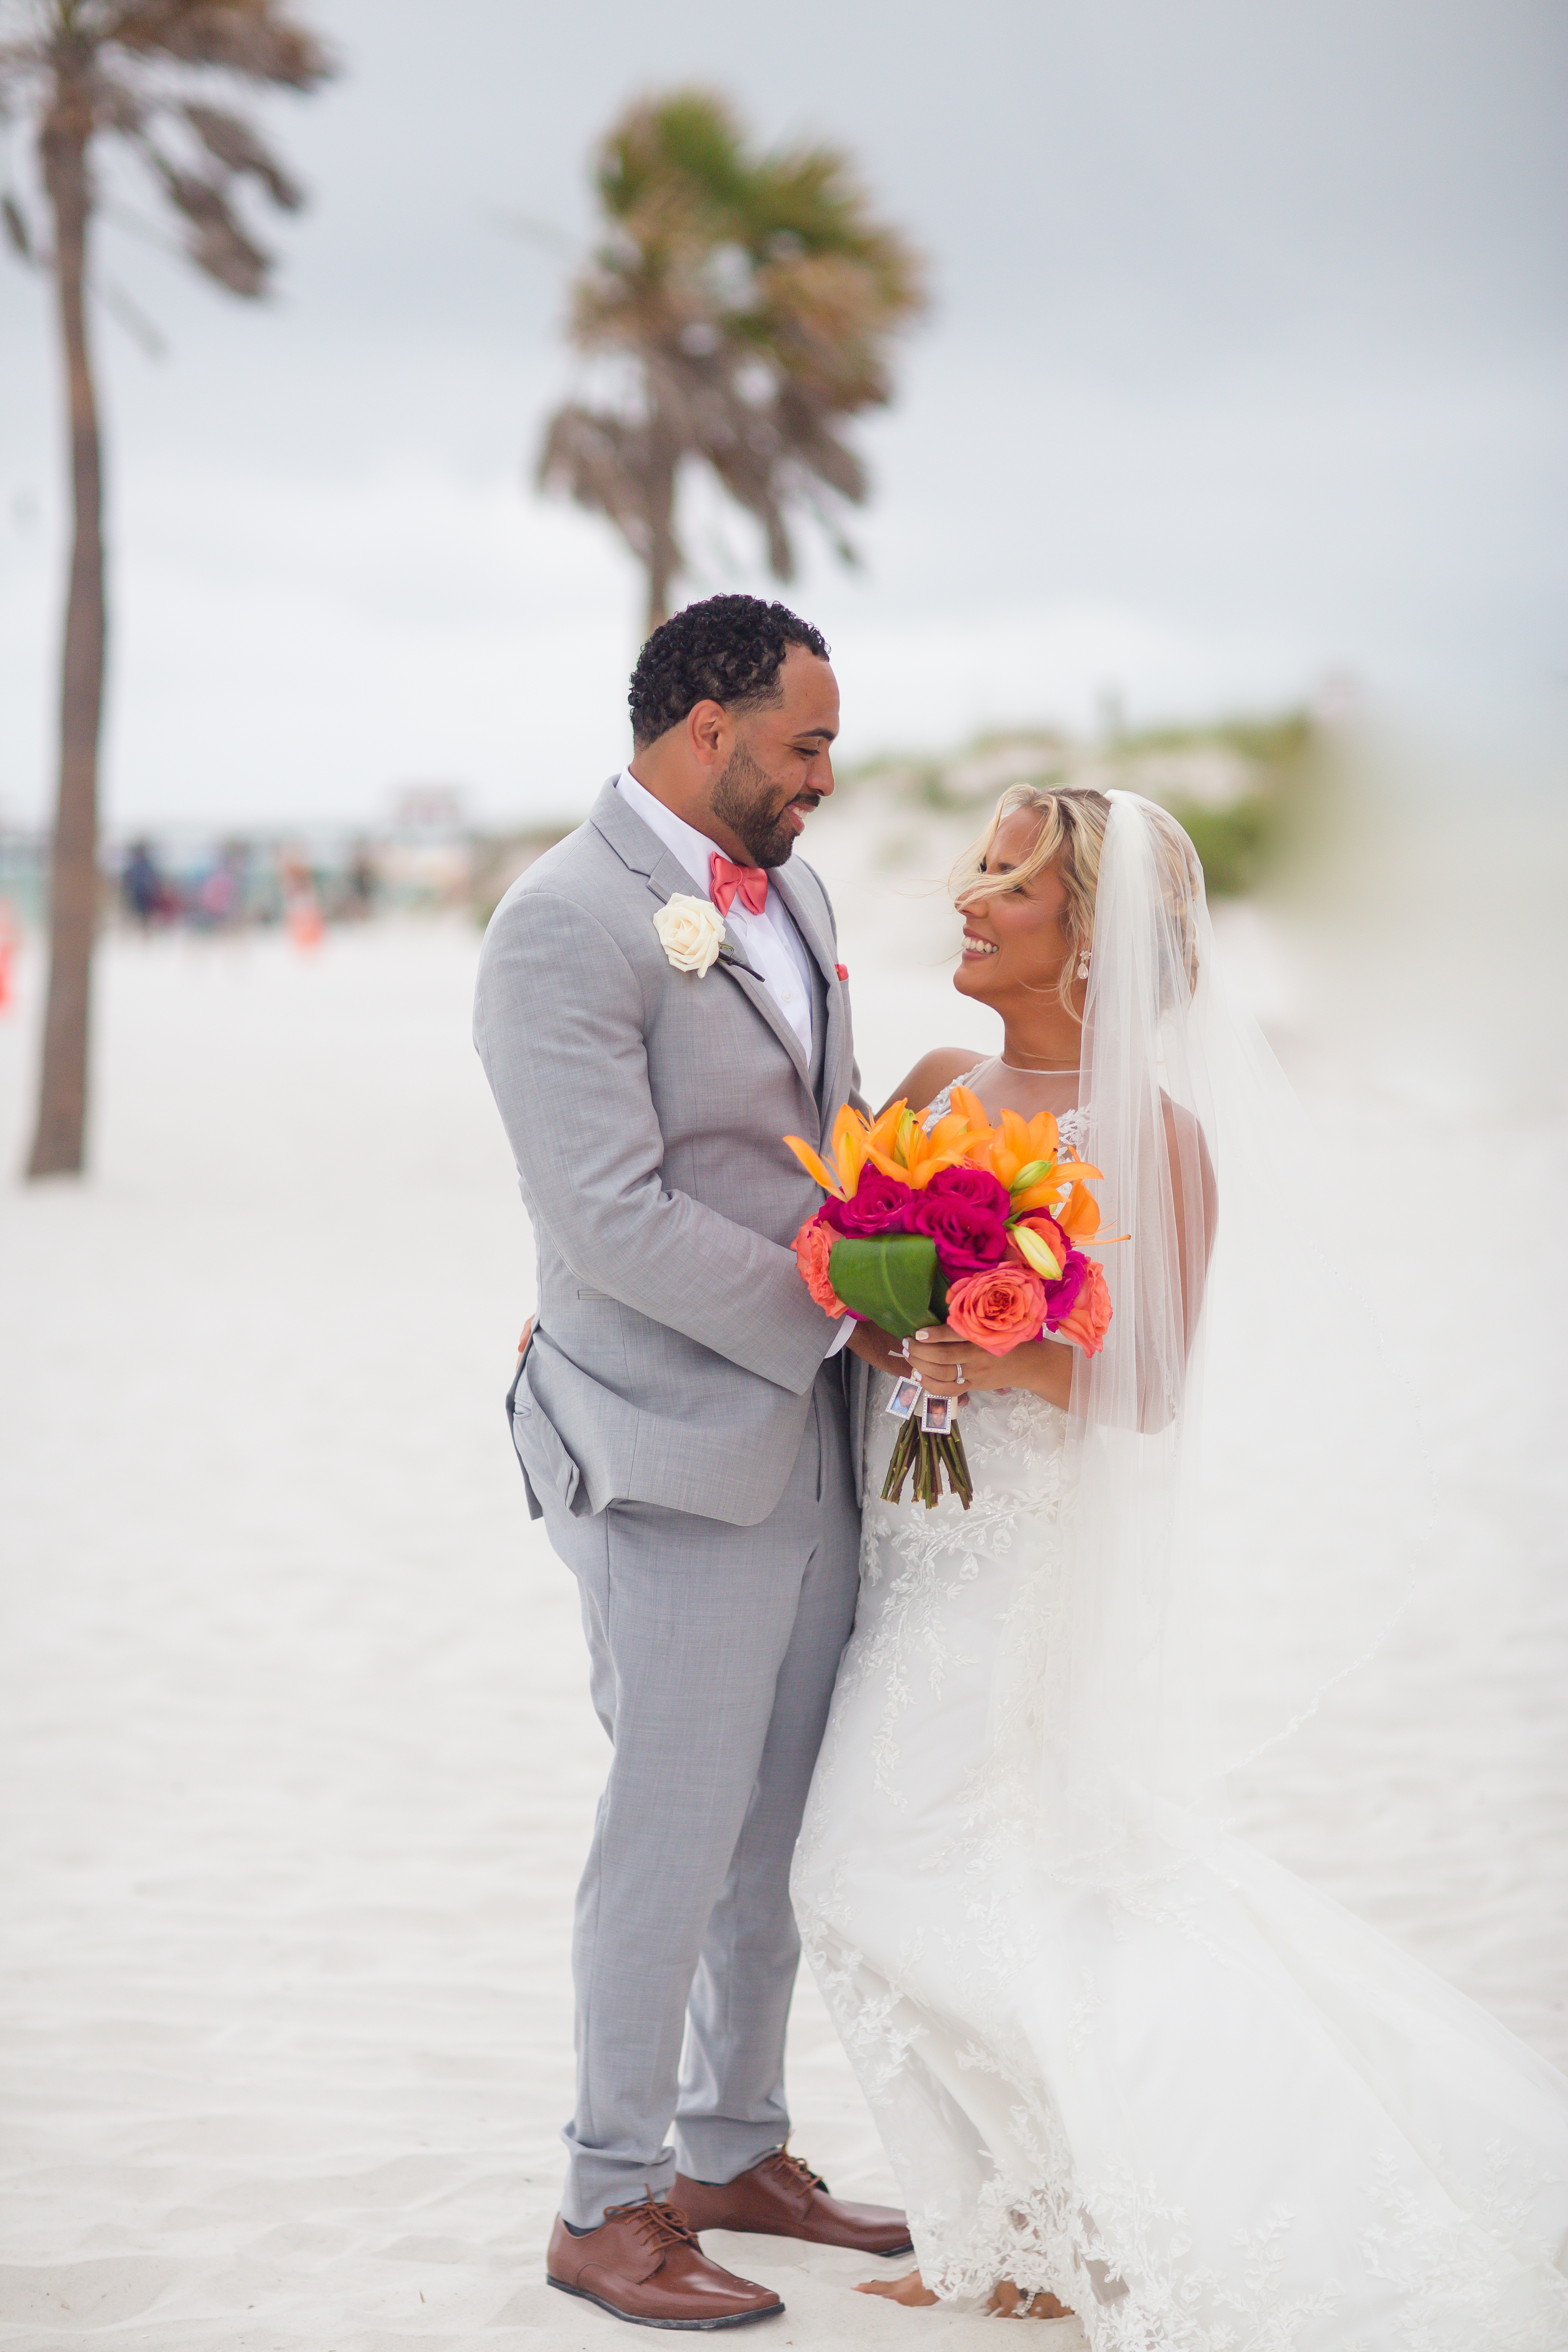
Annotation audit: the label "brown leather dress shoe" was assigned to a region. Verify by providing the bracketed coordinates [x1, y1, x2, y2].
[674, 2144, 914, 2257]
[547, 2192, 785, 2329]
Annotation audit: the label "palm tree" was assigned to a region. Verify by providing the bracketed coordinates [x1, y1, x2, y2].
[0, 0, 332, 1179]
[537, 89, 926, 636]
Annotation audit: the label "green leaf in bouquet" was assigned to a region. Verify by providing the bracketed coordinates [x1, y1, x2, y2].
[828, 1234, 940, 1338]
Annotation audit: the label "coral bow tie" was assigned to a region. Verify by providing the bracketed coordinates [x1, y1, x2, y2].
[709, 854, 769, 918]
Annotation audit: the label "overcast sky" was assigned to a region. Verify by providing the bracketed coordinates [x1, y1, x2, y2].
[1, 0, 1564, 831]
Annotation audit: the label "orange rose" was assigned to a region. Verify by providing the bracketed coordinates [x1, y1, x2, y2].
[793, 1215, 846, 1317]
[1051, 1258, 1112, 1356]
[944, 1263, 1048, 1355]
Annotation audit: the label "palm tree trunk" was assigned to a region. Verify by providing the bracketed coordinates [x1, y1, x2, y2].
[28, 76, 106, 1179]
[643, 418, 678, 637]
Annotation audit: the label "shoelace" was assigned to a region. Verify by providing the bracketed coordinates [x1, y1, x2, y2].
[604, 2189, 699, 2254]
[760, 2145, 828, 2200]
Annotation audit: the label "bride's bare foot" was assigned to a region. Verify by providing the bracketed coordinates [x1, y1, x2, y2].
[855, 2268, 938, 2306]
[855, 2271, 1074, 2319]
[989, 2279, 1076, 2320]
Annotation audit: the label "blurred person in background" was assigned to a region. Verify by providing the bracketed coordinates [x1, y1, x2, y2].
[121, 841, 173, 927]
[343, 845, 376, 920]
[281, 856, 324, 951]
[190, 847, 243, 931]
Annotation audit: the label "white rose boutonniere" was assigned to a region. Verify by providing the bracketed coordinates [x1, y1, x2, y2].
[653, 892, 726, 976]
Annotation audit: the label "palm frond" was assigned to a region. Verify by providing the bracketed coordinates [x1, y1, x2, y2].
[537, 405, 669, 570]
[182, 100, 301, 208]
[148, 152, 270, 289]
[185, 205, 268, 292]
[92, 76, 149, 134]
[3, 189, 37, 262]
[110, 3, 332, 90]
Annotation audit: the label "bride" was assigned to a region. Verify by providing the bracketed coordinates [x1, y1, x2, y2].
[791, 786, 1568, 2346]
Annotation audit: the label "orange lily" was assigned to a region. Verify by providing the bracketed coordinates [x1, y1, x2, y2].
[1003, 1105, 1062, 1164]
[969, 1134, 1021, 1186]
[1049, 1177, 1104, 1238]
[786, 1093, 1109, 1240]
[783, 1100, 886, 1198]
[867, 1105, 979, 1189]
[782, 1134, 843, 1195]
[856, 1102, 912, 1180]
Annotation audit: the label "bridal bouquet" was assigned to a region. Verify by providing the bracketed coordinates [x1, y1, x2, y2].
[786, 1087, 1112, 1509]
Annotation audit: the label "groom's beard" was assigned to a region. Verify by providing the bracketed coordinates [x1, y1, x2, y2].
[710, 739, 821, 869]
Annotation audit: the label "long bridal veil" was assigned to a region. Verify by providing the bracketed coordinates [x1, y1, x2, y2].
[1012, 790, 1425, 1888]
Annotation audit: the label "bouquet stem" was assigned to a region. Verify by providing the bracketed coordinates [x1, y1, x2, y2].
[882, 1416, 974, 1511]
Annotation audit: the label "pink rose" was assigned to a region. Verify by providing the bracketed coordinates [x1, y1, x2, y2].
[792, 1214, 846, 1317]
[944, 1263, 1049, 1355]
[822, 1165, 916, 1237]
[1042, 1247, 1088, 1325]
[920, 1164, 1012, 1218]
[906, 1191, 1011, 1277]
[1051, 1258, 1112, 1355]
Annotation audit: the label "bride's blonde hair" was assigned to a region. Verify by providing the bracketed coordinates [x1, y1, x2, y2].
[951, 783, 1203, 1017]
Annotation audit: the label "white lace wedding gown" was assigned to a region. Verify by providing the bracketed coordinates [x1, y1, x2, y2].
[793, 1098, 1568, 2349]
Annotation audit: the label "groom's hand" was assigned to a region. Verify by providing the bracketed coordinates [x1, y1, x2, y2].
[847, 1320, 907, 1379]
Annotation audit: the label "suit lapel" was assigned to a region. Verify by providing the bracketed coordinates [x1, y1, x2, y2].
[590, 778, 817, 1102]
[771, 863, 846, 1119]
[768, 862, 835, 986]
[711, 932, 815, 1097]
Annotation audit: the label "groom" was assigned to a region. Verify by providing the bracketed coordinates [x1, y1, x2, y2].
[474, 595, 909, 2328]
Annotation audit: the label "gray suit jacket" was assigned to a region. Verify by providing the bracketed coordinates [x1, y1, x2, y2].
[474, 779, 865, 1527]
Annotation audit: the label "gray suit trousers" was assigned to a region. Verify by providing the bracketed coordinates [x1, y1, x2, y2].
[535, 1362, 860, 2228]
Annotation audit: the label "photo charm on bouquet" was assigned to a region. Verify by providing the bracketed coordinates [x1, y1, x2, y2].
[886, 1374, 924, 1420]
[787, 1091, 1116, 1508]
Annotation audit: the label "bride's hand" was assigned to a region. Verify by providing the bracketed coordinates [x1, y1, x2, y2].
[907, 1324, 1076, 1409]
[906, 1324, 1011, 1397]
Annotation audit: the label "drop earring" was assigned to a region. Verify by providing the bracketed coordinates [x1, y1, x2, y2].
[1076, 944, 1091, 981]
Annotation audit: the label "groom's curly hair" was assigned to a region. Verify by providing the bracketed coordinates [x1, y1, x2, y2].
[629, 595, 830, 746]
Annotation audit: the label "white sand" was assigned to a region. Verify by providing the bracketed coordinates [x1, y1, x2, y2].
[2, 864, 1564, 2350]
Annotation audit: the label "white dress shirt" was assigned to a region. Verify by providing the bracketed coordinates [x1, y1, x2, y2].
[615, 768, 816, 1054]
[616, 768, 851, 1359]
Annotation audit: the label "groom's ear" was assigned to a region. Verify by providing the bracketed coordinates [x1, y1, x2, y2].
[686, 697, 731, 770]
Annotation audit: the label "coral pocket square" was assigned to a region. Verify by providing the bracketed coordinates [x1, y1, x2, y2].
[835, 962, 848, 982]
